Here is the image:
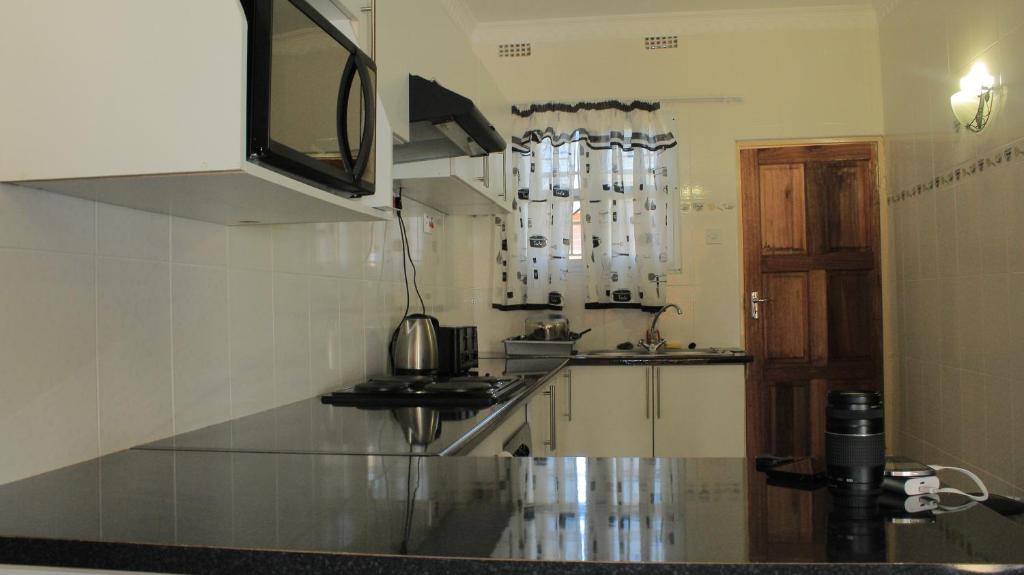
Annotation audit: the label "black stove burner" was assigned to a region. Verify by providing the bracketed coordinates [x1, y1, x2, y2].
[321, 374, 526, 408]
[425, 380, 492, 393]
[353, 380, 412, 393]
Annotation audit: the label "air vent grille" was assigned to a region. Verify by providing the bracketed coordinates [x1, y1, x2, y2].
[498, 42, 531, 58]
[644, 35, 678, 50]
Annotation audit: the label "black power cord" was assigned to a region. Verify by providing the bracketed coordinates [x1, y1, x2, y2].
[387, 188, 428, 374]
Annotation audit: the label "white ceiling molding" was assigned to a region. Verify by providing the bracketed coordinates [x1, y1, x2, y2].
[470, 5, 876, 44]
[440, 0, 479, 39]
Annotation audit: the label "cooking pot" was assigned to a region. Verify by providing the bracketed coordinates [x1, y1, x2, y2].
[525, 314, 570, 341]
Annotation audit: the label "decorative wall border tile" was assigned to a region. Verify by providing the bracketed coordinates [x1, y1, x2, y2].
[887, 139, 1024, 205]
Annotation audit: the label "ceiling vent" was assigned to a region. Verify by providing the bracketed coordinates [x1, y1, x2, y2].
[498, 42, 531, 58]
[644, 35, 678, 50]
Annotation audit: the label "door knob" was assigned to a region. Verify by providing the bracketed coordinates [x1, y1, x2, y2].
[750, 291, 770, 319]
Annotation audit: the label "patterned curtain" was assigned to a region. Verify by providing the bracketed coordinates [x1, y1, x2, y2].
[492, 101, 678, 312]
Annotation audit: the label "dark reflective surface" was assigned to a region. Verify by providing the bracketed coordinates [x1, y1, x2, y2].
[1, 454, 1022, 565]
[138, 359, 546, 456]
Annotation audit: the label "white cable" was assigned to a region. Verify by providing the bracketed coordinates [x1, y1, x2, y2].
[922, 465, 989, 503]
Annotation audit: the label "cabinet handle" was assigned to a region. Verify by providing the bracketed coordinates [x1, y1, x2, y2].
[482, 155, 490, 188]
[645, 368, 651, 420]
[656, 368, 662, 419]
[564, 370, 572, 421]
[543, 385, 557, 451]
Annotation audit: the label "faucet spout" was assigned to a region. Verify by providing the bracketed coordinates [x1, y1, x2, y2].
[641, 304, 683, 352]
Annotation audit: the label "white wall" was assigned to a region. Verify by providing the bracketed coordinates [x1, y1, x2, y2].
[0, 183, 484, 485]
[469, 6, 885, 352]
[878, 0, 1024, 497]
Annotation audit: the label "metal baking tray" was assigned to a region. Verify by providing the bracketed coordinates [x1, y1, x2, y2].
[503, 338, 576, 357]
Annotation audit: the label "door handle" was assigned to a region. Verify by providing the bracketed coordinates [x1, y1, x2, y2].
[564, 370, 572, 421]
[656, 368, 661, 419]
[645, 368, 651, 420]
[543, 385, 556, 451]
[750, 291, 770, 319]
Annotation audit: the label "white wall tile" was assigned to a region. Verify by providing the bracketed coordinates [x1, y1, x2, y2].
[0, 249, 98, 484]
[97, 257, 173, 454]
[310, 276, 341, 394]
[273, 273, 310, 404]
[171, 264, 230, 434]
[272, 224, 311, 275]
[228, 225, 272, 271]
[171, 216, 227, 267]
[0, 184, 95, 254]
[97, 203, 170, 261]
[229, 268, 275, 418]
[338, 279, 366, 385]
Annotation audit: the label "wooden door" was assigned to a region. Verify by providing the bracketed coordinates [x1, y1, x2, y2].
[557, 366, 653, 457]
[740, 143, 882, 459]
[654, 365, 746, 457]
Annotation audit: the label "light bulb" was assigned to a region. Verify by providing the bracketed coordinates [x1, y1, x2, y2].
[959, 62, 994, 96]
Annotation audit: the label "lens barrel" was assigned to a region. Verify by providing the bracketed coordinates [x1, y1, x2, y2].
[825, 390, 885, 490]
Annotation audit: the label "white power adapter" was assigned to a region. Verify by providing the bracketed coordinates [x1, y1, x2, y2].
[883, 475, 941, 496]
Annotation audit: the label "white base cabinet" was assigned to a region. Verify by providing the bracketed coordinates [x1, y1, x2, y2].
[555, 366, 653, 457]
[653, 365, 746, 457]
[528, 365, 745, 458]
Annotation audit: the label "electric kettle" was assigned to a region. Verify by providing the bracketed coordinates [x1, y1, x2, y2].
[391, 314, 440, 375]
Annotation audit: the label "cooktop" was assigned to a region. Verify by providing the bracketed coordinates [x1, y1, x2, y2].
[321, 374, 526, 408]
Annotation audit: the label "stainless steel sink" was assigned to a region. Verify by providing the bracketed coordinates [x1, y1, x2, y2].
[576, 347, 744, 359]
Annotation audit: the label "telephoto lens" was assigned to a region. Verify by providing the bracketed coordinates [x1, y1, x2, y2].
[825, 390, 885, 491]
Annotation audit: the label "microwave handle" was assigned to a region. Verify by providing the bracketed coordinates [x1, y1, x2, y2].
[337, 55, 376, 181]
[336, 58, 358, 175]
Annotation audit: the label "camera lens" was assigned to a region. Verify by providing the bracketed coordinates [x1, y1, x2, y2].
[826, 390, 885, 490]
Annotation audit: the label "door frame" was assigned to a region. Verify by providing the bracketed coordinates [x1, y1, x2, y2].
[734, 136, 893, 454]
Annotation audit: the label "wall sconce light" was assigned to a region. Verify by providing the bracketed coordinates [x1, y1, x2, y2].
[950, 62, 995, 132]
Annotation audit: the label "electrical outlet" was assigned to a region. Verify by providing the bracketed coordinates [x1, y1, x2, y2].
[423, 214, 436, 234]
[705, 228, 722, 245]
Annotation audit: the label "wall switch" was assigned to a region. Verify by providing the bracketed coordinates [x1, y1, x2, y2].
[423, 214, 436, 234]
[705, 228, 722, 244]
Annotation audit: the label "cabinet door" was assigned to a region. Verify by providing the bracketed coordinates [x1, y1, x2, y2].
[558, 366, 653, 457]
[451, 155, 487, 193]
[654, 365, 746, 457]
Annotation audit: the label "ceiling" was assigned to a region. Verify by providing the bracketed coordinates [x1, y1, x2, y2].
[463, 0, 875, 23]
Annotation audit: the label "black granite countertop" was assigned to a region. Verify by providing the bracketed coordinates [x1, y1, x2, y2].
[1, 453, 1022, 574]
[134, 352, 750, 458]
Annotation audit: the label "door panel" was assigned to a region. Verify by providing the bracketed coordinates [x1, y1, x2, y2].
[741, 143, 881, 458]
[822, 162, 871, 251]
[827, 271, 877, 361]
[758, 164, 806, 254]
[763, 273, 809, 361]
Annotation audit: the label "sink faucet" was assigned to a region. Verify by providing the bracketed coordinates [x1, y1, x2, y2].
[640, 304, 683, 352]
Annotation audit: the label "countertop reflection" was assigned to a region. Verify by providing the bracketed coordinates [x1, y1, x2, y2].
[1, 453, 1022, 572]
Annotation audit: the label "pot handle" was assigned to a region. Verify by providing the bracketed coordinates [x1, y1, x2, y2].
[572, 328, 593, 340]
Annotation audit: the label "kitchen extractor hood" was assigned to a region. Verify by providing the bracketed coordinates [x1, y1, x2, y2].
[393, 75, 507, 163]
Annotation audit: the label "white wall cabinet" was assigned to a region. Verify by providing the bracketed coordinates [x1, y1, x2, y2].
[521, 365, 746, 458]
[0, 0, 391, 225]
[394, 151, 510, 215]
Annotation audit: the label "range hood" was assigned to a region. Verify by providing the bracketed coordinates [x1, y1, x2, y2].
[394, 75, 507, 163]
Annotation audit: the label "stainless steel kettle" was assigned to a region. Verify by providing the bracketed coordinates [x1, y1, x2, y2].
[391, 314, 439, 375]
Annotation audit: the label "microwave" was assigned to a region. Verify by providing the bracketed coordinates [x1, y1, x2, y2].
[243, 0, 376, 197]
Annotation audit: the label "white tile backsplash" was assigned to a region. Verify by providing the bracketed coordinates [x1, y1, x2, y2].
[97, 257, 173, 454]
[0, 248, 98, 484]
[171, 264, 230, 434]
[171, 216, 227, 267]
[0, 183, 96, 254]
[97, 203, 170, 261]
